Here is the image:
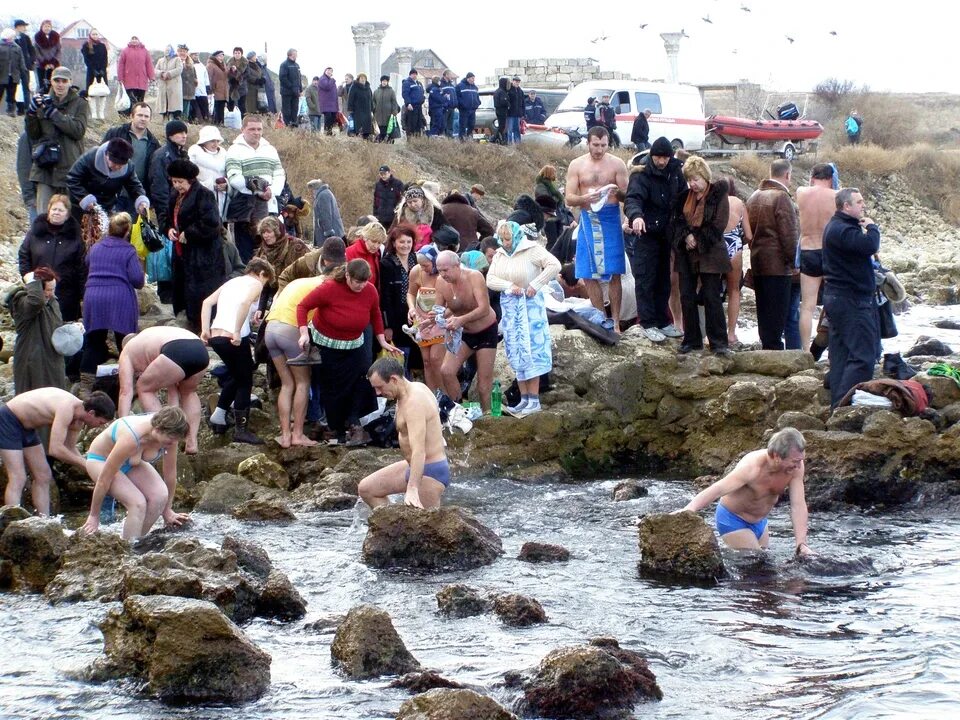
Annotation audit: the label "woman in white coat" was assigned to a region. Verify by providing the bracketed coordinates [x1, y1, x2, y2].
[187, 126, 228, 217]
[154, 45, 183, 119]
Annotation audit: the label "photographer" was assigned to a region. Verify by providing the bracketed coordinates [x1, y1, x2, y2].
[26, 66, 88, 212]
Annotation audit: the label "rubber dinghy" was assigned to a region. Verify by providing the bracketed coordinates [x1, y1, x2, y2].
[706, 115, 824, 144]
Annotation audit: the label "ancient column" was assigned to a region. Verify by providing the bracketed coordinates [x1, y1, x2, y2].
[660, 33, 683, 84]
[351, 25, 370, 76]
[395, 46, 414, 82]
[367, 23, 390, 81]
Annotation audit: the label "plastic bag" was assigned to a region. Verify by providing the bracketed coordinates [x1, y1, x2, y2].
[377, 348, 405, 363]
[146, 237, 173, 283]
[130, 216, 148, 260]
[114, 82, 130, 112]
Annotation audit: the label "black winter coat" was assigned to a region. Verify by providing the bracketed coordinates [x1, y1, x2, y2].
[373, 176, 405, 226]
[18, 214, 86, 322]
[66, 144, 147, 218]
[347, 82, 374, 135]
[149, 142, 188, 228]
[671, 183, 731, 276]
[279, 58, 301, 96]
[102, 123, 160, 195]
[81, 41, 108, 77]
[507, 86, 525, 118]
[631, 114, 650, 146]
[165, 182, 225, 323]
[623, 158, 687, 236]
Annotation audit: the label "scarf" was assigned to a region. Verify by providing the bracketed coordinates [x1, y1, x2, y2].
[496, 220, 524, 256]
[683, 189, 708, 229]
[416, 245, 438, 274]
[258, 234, 305, 282]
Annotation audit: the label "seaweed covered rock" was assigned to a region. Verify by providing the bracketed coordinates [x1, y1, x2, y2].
[396, 688, 518, 720]
[492, 593, 547, 627]
[436, 584, 492, 618]
[362, 505, 502, 572]
[331, 604, 420, 679]
[637, 511, 725, 584]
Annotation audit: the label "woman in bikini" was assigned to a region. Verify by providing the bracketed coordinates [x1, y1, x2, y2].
[81, 406, 190, 540]
[722, 177, 753, 346]
[405, 245, 446, 391]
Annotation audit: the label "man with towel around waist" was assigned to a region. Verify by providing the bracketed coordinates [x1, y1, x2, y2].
[566, 126, 629, 333]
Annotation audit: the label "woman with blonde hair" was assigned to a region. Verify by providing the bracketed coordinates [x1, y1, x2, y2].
[405, 245, 446, 390]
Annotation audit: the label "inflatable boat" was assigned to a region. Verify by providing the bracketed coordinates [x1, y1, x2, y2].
[706, 115, 824, 144]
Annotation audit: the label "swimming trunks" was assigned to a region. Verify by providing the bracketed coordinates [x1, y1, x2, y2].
[800, 249, 824, 278]
[715, 503, 768, 540]
[723, 219, 744, 259]
[404, 458, 451, 488]
[0, 405, 41, 450]
[462, 321, 499, 351]
[159, 338, 210, 379]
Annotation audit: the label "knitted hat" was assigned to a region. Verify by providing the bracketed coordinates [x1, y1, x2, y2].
[682, 155, 712, 184]
[105, 138, 134, 164]
[165, 119, 188, 138]
[380, 75, 390, 82]
[166, 159, 200, 180]
[650, 136, 674, 157]
[404, 186, 425, 201]
[465, 72, 475, 79]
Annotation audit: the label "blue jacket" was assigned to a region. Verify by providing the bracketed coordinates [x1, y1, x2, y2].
[524, 96, 546, 124]
[457, 80, 480, 111]
[823, 211, 880, 299]
[402, 77, 425, 106]
[440, 79, 457, 110]
[428, 82, 445, 112]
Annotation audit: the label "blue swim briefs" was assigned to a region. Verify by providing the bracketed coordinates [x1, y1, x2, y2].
[715, 503, 768, 540]
[405, 458, 451, 488]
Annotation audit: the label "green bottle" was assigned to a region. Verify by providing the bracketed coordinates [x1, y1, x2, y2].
[491, 380, 502, 417]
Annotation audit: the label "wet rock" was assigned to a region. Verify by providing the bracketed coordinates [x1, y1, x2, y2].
[333, 448, 400, 484]
[303, 613, 347, 634]
[232, 496, 296, 522]
[86, 595, 271, 703]
[731, 350, 814, 378]
[523, 638, 662, 718]
[773, 375, 829, 417]
[256, 569, 307, 620]
[389, 670, 465, 693]
[826, 405, 883, 433]
[613, 480, 649, 502]
[436, 584, 492, 618]
[222, 535, 273, 580]
[916, 373, 960, 409]
[194, 473, 262, 514]
[904, 336, 953, 357]
[45, 532, 130, 603]
[362, 505, 503, 572]
[122, 555, 205, 601]
[493, 593, 547, 626]
[932, 319, 960, 331]
[198, 445, 262, 482]
[693, 474, 719, 490]
[0, 559, 12, 589]
[942, 402, 960, 427]
[290, 483, 358, 512]
[397, 688, 517, 720]
[238, 453, 290, 491]
[637, 511, 725, 584]
[775, 411, 826, 432]
[0, 505, 30, 535]
[517, 542, 570, 563]
[330, 604, 420, 679]
[0, 517, 68, 591]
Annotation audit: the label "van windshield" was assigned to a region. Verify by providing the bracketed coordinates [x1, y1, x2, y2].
[556, 87, 614, 112]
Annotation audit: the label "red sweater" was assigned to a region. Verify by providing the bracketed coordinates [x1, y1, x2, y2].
[296, 278, 384, 339]
[345, 242, 381, 291]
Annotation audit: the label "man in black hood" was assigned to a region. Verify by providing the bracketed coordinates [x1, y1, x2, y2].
[623, 136, 687, 343]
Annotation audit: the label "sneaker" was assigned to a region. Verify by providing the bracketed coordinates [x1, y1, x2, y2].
[515, 403, 542, 418]
[287, 346, 322, 366]
[642, 327, 667, 343]
[504, 400, 528, 417]
[659, 324, 683, 338]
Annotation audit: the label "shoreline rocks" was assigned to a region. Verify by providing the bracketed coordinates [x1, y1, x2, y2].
[331, 605, 420, 679]
[638, 512, 726, 585]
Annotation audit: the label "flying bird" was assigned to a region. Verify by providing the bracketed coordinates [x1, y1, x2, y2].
[681, 28, 690, 38]
[829, 30, 838, 36]
[741, 3, 751, 10]
[638, 23, 648, 30]
[785, 35, 795, 43]
[590, 34, 609, 44]
[702, 15, 713, 23]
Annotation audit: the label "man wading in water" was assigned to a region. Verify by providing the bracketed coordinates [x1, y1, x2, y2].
[358, 357, 449, 509]
[680, 427, 813, 556]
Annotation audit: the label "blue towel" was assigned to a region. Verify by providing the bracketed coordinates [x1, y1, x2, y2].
[501, 292, 552, 381]
[575, 203, 626, 281]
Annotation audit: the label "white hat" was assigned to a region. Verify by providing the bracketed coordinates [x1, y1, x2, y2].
[52, 323, 84, 356]
[197, 126, 224, 145]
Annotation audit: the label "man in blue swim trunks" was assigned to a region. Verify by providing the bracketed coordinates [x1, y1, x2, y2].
[680, 427, 813, 556]
[359, 357, 450, 509]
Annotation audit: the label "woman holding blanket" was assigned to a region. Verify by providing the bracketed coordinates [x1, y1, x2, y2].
[486, 215, 560, 418]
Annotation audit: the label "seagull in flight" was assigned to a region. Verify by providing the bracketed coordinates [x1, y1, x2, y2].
[785, 35, 795, 43]
[638, 23, 648, 30]
[680, 28, 690, 38]
[829, 30, 838, 36]
[590, 34, 609, 44]
[741, 3, 751, 10]
[702, 15, 713, 23]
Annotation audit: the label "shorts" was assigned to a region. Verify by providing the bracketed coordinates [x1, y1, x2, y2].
[265, 321, 302, 360]
[462, 321, 499, 352]
[0, 405, 41, 450]
[405, 458, 451, 488]
[160, 338, 210, 378]
[715, 503, 768, 540]
[800, 249, 823, 278]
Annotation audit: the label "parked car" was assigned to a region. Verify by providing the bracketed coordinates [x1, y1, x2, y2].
[473, 87, 568, 139]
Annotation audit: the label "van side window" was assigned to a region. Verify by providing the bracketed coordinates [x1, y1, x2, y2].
[635, 92, 663, 114]
[614, 91, 631, 114]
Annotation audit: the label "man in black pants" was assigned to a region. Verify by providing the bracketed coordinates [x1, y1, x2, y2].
[746, 160, 799, 350]
[822, 188, 881, 406]
[278, 48, 301, 128]
[623, 137, 686, 343]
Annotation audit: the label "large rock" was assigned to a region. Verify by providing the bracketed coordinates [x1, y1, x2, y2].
[637, 511, 725, 584]
[237, 453, 291, 490]
[194, 473, 263, 514]
[0, 505, 30, 535]
[613, 480, 649, 501]
[731, 350, 814, 377]
[86, 594, 271, 703]
[222, 534, 273, 579]
[775, 412, 826, 432]
[397, 688, 518, 720]
[517, 542, 570, 563]
[390, 671, 465, 693]
[256, 569, 307, 620]
[917, 373, 960, 409]
[493, 593, 547, 626]
[773, 375, 829, 417]
[45, 532, 130, 603]
[0, 517, 68, 591]
[436, 584, 492, 618]
[232, 496, 296, 522]
[523, 638, 662, 718]
[904, 336, 953, 357]
[362, 505, 503, 572]
[330, 605, 420, 679]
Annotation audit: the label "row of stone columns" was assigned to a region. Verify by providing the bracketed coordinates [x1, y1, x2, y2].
[351, 22, 390, 79]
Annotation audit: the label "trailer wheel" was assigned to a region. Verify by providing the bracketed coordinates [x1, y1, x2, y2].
[781, 143, 796, 161]
[671, 139, 684, 150]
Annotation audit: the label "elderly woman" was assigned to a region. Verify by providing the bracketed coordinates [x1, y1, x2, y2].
[9, 266, 67, 393]
[82, 407, 190, 540]
[154, 45, 183, 120]
[178, 45, 198, 120]
[486, 220, 561, 417]
[671, 156, 731, 356]
[163, 159, 225, 331]
[405, 245, 446, 391]
[347, 73, 375, 140]
[380, 223, 419, 363]
[296, 259, 399, 446]
[187, 126, 229, 216]
[345, 221, 385, 292]
[18, 194, 85, 322]
[393, 185, 446, 247]
[254, 215, 309, 316]
[79, 212, 145, 398]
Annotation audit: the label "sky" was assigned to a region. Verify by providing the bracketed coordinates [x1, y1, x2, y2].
[7, 1, 956, 94]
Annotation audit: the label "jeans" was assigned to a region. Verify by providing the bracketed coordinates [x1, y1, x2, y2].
[209, 336, 255, 415]
[824, 293, 879, 406]
[459, 109, 476, 139]
[753, 274, 792, 350]
[506, 116, 521, 144]
[281, 94, 298, 127]
[309, 115, 321, 130]
[307, 365, 324, 423]
[784, 282, 802, 350]
[631, 231, 672, 329]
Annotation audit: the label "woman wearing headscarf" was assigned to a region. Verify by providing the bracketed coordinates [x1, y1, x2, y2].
[670, 155, 731, 356]
[405, 244, 446, 390]
[154, 45, 183, 120]
[9, 266, 67, 393]
[347, 73, 375, 140]
[163, 159, 225, 331]
[393, 185, 446, 247]
[486, 213, 560, 418]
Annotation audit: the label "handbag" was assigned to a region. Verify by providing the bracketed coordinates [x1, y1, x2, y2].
[146, 237, 173, 283]
[88, 78, 110, 97]
[877, 294, 898, 339]
[389, 115, 402, 139]
[139, 215, 165, 253]
[32, 141, 62, 169]
[114, 82, 130, 112]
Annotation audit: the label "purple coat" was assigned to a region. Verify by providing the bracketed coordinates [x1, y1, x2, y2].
[318, 74, 339, 113]
[82, 235, 145, 335]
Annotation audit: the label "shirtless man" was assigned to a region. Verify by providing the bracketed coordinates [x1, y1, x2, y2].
[118, 326, 210, 454]
[565, 126, 629, 332]
[680, 427, 813, 556]
[358, 357, 449, 509]
[797, 164, 838, 351]
[433, 250, 499, 413]
[1, 388, 115, 514]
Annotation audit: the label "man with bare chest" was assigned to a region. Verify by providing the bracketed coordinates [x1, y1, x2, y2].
[432, 250, 499, 412]
[1, 387, 115, 514]
[118, 326, 209, 454]
[680, 428, 813, 556]
[797, 164, 838, 352]
[565, 126, 629, 332]
[359, 358, 449, 509]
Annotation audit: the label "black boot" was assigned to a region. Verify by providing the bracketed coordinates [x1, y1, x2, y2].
[883, 352, 917, 380]
[233, 410, 263, 445]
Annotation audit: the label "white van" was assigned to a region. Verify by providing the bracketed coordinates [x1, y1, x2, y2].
[536, 80, 705, 150]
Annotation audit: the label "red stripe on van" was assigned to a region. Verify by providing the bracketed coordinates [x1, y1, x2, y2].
[616, 114, 705, 127]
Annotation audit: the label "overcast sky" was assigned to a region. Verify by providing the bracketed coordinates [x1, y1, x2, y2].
[8, 1, 955, 94]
